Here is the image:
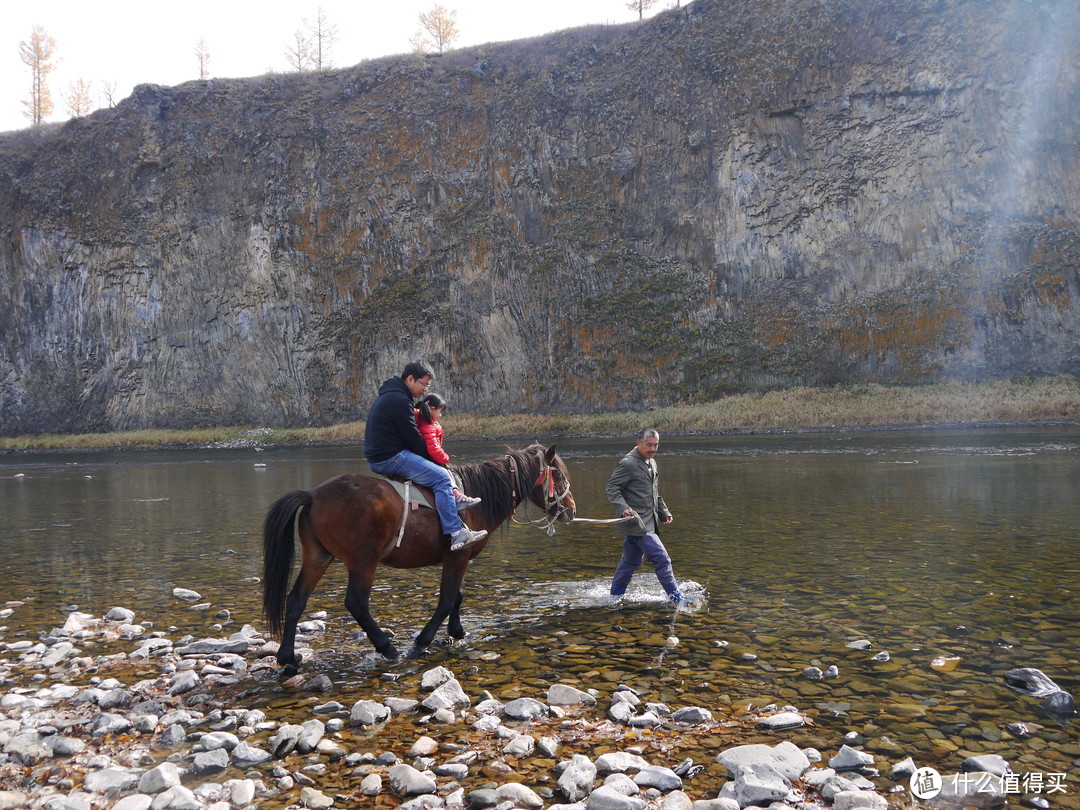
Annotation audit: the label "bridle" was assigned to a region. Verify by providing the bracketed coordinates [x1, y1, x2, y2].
[507, 453, 573, 536]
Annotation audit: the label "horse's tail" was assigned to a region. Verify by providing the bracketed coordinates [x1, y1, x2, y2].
[262, 489, 312, 639]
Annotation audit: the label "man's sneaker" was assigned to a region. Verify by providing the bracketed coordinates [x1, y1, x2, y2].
[449, 526, 488, 551]
[454, 492, 482, 511]
[666, 591, 685, 605]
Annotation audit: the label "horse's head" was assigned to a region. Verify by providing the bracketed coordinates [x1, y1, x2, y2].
[525, 444, 576, 524]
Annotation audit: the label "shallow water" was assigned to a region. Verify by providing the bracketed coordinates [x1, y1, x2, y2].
[2, 428, 1078, 796]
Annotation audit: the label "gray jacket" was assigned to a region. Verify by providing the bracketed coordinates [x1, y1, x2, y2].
[605, 447, 671, 535]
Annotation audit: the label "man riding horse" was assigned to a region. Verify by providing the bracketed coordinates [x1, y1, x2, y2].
[364, 361, 487, 551]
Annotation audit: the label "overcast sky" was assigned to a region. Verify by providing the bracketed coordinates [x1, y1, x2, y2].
[3, 0, 668, 134]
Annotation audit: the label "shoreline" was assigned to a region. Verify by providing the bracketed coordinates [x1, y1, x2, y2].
[2, 377, 1079, 455]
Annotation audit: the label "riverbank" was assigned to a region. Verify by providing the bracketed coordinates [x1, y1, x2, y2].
[2, 377, 1079, 453]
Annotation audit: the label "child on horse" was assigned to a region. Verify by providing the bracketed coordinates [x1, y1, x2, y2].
[415, 392, 479, 510]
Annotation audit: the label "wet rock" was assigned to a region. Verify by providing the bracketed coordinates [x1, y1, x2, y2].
[497, 782, 545, 808]
[192, 747, 230, 774]
[595, 752, 650, 774]
[176, 638, 248, 655]
[716, 741, 810, 782]
[634, 765, 682, 791]
[931, 772, 1007, 808]
[1002, 668, 1060, 697]
[359, 774, 382, 795]
[559, 753, 598, 801]
[421, 678, 470, 711]
[172, 589, 201, 602]
[661, 790, 692, 810]
[410, 736, 440, 756]
[111, 798, 152, 810]
[386, 697, 419, 714]
[671, 706, 711, 723]
[269, 723, 303, 757]
[159, 724, 186, 746]
[98, 688, 134, 710]
[421, 666, 456, 690]
[1040, 690, 1076, 714]
[90, 713, 132, 737]
[351, 699, 391, 726]
[389, 763, 437, 795]
[43, 736, 85, 757]
[628, 711, 662, 728]
[299, 787, 334, 809]
[846, 640, 872, 650]
[303, 674, 333, 692]
[961, 754, 1011, 777]
[548, 684, 597, 706]
[504, 734, 535, 756]
[890, 757, 916, 780]
[3, 734, 49, 765]
[504, 697, 549, 720]
[296, 719, 325, 753]
[829, 745, 875, 771]
[231, 741, 272, 765]
[833, 790, 888, 810]
[466, 787, 499, 808]
[138, 762, 181, 794]
[756, 711, 805, 730]
[804, 666, 824, 681]
[609, 701, 636, 723]
[199, 731, 240, 751]
[105, 607, 136, 623]
[586, 785, 647, 809]
[85, 766, 140, 793]
[168, 670, 200, 694]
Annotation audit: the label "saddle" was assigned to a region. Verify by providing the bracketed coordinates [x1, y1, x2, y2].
[379, 474, 437, 511]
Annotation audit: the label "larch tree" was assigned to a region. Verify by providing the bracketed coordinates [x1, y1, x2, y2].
[195, 37, 211, 80]
[62, 79, 94, 119]
[626, 0, 660, 20]
[417, 4, 459, 54]
[285, 30, 314, 72]
[18, 25, 58, 127]
[304, 7, 338, 72]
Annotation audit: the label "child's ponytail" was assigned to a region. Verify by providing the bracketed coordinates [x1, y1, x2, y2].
[417, 392, 447, 425]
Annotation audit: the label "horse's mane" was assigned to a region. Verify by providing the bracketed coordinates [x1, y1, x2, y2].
[452, 443, 560, 529]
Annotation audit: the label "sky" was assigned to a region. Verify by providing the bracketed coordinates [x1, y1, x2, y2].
[3, 1, 669, 134]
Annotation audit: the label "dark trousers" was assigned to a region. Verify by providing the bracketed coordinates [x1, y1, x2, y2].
[610, 532, 678, 597]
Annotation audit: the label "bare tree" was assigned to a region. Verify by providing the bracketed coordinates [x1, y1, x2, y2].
[416, 4, 459, 54]
[409, 31, 429, 55]
[304, 7, 338, 72]
[626, 0, 660, 20]
[285, 30, 314, 72]
[18, 25, 58, 126]
[62, 78, 94, 118]
[101, 80, 118, 107]
[195, 37, 211, 80]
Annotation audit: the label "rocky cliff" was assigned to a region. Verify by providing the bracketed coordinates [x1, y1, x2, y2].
[1, 0, 1078, 434]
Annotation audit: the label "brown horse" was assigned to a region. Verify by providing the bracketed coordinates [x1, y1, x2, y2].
[262, 443, 575, 671]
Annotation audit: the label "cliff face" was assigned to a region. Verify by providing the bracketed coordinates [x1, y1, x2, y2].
[1, 0, 1078, 434]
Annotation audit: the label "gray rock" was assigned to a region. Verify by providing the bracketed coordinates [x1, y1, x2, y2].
[595, 752, 651, 774]
[756, 711, 805, 730]
[421, 678, 470, 711]
[192, 748, 230, 775]
[688, 800, 739, 810]
[932, 772, 1007, 808]
[586, 785, 647, 810]
[628, 711, 662, 728]
[730, 762, 792, 807]
[497, 782, 545, 808]
[3, 734, 49, 766]
[299, 787, 334, 809]
[420, 666, 456, 690]
[296, 719, 325, 753]
[0, 793, 30, 810]
[503, 734, 535, 756]
[138, 763, 181, 794]
[172, 588, 201, 602]
[548, 684, 597, 706]
[268, 723, 303, 757]
[829, 744, 875, 771]
[1040, 690, 1076, 714]
[359, 774, 382, 795]
[105, 607, 136, 623]
[351, 699, 391, 726]
[1002, 667, 1061, 697]
[819, 773, 862, 802]
[716, 741, 810, 782]
[84, 767, 140, 793]
[662, 790, 693, 810]
[90, 713, 132, 737]
[559, 753, 598, 801]
[503, 696, 548, 720]
[466, 788, 499, 808]
[40, 641, 76, 668]
[890, 757, 916, 780]
[231, 741, 272, 766]
[538, 735, 561, 758]
[833, 791, 889, 810]
[168, 670, 200, 695]
[159, 724, 186, 746]
[634, 766, 682, 791]
[961, 754, 1010, 778]
[176, 638, 248, 655]
[150, 786, 200, 810]
[433, 762, 469, 780]
[609, 701, 637, 723]
[388, 763, 437, 796]
[43, 795, 92, 810]
[804, 666, 824, 681]
[671, 706, 712, 723]
[386, 697, 419, 714]
[111, 796, 153, 810]
[199, 731, 240, 751]
[43, 736, 85, 757]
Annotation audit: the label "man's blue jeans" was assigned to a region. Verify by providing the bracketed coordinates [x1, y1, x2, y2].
[369, 450, 461, 535]
[611, 533, 678, 597]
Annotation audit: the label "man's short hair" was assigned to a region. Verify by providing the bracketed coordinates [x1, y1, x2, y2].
[401, 361, 433, 381]
[637, 427, 660, 441]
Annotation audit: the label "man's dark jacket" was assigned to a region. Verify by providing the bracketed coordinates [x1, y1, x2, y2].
[364, 377, 431, 464]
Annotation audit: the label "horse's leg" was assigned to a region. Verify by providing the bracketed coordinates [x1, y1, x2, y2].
[343, 565, 399, 660]
[276, 535, 334, 677]
[411, 558, 469, 654]
[447, 590, 466, 640]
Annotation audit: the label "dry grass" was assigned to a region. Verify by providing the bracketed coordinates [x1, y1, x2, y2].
[2, 377, 1077, 452]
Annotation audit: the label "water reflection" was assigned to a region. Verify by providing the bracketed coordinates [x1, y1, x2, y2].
[1, 429, 1077, 778]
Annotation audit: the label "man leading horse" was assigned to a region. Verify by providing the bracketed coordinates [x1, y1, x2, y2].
[364, 361, 487, 552]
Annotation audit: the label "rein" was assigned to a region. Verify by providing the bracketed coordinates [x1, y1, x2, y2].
[507, 453, 574, 537]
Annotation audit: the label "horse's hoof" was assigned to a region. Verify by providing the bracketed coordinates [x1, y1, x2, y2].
[406, 645, 429, 659]
[279, 663, 298, 679]
[378, 644, 400, 661]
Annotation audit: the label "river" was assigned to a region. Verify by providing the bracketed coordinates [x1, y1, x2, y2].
[2, 427, 1078, 795]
